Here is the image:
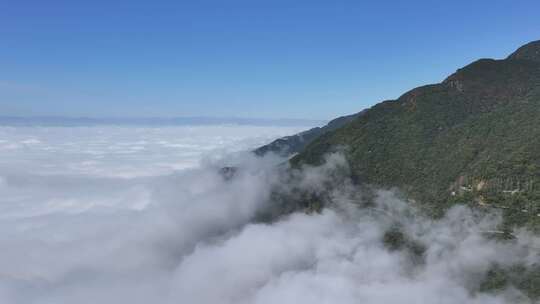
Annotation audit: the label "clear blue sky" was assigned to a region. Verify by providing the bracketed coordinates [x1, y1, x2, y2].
[1, 0, 539, 120]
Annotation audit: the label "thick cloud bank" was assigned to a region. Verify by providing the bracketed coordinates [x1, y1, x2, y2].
[0, 126, 538, 304]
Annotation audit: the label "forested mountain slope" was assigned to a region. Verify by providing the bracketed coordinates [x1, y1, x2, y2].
[288, 40, 540, 228]
[254, 112, 363, 156]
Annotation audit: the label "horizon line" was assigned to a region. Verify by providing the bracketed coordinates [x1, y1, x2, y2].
[0, 115, 327, 127]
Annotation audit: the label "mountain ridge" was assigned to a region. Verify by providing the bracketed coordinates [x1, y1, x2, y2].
[507, 40, 540, 62]
[254, 111, 364, 156]
[258, 40, 540, 230]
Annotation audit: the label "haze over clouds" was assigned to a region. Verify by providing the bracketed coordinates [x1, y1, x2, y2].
[0, 126, 538, 304]
[0, 125, 308, 218]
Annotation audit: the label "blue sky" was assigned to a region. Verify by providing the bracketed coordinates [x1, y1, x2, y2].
[1, 0, 539, 120]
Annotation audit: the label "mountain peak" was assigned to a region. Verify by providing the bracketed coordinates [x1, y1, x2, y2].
[507, 40, 540, 62]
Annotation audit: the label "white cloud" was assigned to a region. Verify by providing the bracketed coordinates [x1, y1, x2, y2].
[0, 126, 537, 304]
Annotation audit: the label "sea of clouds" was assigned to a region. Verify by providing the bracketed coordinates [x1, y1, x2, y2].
[0, 125, 538, 304]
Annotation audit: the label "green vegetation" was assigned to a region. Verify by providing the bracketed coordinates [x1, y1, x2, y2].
[289, 40, 540, 228]
[253, 40, 540, 301]
[479, 263, 540, 299]
[254, 112, 362, 156]
[382, 226, 426, 265]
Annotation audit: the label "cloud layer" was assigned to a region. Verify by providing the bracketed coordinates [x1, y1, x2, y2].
[0, 126, 538, 304]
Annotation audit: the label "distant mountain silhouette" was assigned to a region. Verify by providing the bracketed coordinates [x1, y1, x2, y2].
[0, 116, 323, 127]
